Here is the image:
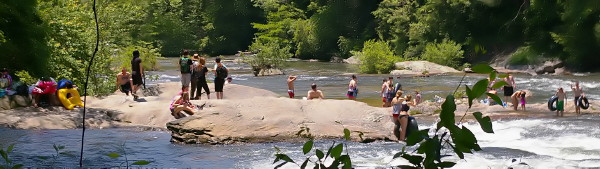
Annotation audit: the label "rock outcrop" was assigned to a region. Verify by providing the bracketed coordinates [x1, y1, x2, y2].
[391, 61, 460, 76]
[167, 98, 393, 144]
[535, 59, 565, 75]
[342, 56, 360, 64]
[253, 68, 284, 76]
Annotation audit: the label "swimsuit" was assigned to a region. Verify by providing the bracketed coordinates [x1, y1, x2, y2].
[574, 96, 581, 107]
[288, 89, 295, 98]
[392, 100, 401, 117]
[557, 100, 564, 111]
[503, 86, 514, 96]
[520, 95, 526, 105]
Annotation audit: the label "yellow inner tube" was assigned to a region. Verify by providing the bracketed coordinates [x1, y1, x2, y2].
[58, 88, 84, 110]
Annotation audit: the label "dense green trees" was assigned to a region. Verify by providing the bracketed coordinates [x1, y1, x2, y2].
[1, 0, 599, 90]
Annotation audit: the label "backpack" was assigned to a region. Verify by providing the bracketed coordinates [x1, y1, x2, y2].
[16, 84, 29, 96]
[216, 65, 228, 79]
[179, 57, 191, 73]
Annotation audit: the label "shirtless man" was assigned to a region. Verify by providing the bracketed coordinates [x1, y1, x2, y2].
[502, 73, 516, 106]
[381, 79, 388, 107]
[555, 88, 567, 117]
[307, 83, 324, 100]
[287, 75, 297, 98]
[116, 67, 134, 96]
[571, 81, 584, 115]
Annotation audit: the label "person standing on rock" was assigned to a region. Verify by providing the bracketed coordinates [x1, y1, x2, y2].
[213, 57, 228, 99]
[307, 83, 324, 100]
[131, 50, 144, 100]
[347, 75, 358, 100]
[192, 57, 210, 100]
[381, 78, 389, 107]
[502, 73, 516, 106]
[190, 53, 200, 99]
[287, 75, 297, 98]
[571, 81, 584, 115]
[179, 50, 193, 88]
[116, 67, 133, 96]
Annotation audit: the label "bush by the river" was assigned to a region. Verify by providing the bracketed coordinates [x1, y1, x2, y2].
[421, 39, 464, 69]
[245, 40, 292, 72]
[355, 40, 398, 74]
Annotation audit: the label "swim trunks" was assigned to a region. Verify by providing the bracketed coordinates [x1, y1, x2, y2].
[288, 89, 295, 98]
[120, 83, 131, 93]
[557, 100, 564, 111]
[574, 96, 580, 107]
[503, 86, 514, 96]
[346, 91, 355, 98]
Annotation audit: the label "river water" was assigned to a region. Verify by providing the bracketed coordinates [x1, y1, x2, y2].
[1, 56, 599, 168]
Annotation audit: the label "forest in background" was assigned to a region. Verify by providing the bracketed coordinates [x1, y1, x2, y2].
[0, 0, 599, 95]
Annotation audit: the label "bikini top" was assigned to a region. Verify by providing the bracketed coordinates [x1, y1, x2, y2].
[401, 101, 410, 111]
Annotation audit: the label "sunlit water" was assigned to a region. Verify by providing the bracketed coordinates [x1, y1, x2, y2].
[1, 116, 599, 168]
[1, 56, 599, 168]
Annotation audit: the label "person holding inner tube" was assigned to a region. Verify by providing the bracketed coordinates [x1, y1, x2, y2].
[571, 81, 584, 115]
[555, 88, 567, 117]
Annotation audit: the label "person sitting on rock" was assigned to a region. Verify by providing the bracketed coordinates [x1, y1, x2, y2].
[169, 91, 196, 119]
[307, 83, 324, 100]
[32, 77, 58, 107]
[0, 68, 14, 97]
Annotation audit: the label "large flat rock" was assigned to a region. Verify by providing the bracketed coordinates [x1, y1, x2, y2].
[392, 61, 460, 76]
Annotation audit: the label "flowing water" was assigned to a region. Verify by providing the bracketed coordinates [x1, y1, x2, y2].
[1, 56, 599, 168]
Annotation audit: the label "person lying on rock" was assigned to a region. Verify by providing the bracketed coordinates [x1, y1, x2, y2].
[170, 91, 198, 119]
[32, 77, 58, 108]
[307, 83, 324, 100]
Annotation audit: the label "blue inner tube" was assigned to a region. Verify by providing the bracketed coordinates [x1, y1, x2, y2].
[578, 97, 590, 110]
[548, 96, 558, 111]
[406, 116, 419, 137]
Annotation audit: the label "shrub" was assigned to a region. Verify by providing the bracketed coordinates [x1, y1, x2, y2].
[421, 39, 464, 68]
[508, 46, 540, 65]
[14, 70, 37, 85]
[115, 43, 161, 71]
[355, 39, 398, 74]
[245, 40, 292, 71]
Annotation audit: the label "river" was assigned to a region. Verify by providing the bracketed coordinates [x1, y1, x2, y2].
[1, 56, 599, 168]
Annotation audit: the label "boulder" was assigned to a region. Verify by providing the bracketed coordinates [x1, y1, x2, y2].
[392, 61, 460, 76]
[0, 96, 10, 110]
[535, 59, 563, 74]
[166, 97, 392, 144]
[12, 95, 31, 107]
[342, 56, 360, 64]
[254, 68, 284, 76]
[330, 57, 344, 63]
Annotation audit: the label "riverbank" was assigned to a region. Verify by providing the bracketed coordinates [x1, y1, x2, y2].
[1, 82, 598, 144]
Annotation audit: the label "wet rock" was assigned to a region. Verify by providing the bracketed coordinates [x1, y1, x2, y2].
[535, 59, 563, 74]
[142, 85, 162, 96]
[253, 68, 284, 76]
[342, 56, 360, 64]
[330, 57, 344, 63]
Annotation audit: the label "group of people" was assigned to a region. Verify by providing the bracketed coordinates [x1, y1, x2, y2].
[554, 81, 585, 116]
[116, 50, 144, 100]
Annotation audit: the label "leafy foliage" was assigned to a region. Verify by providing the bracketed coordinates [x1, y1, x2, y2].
[355, 39, 398, 74]
[421, 39, 464, 69]
[0, 144, 23, 169]
[245, 40, 292, 72]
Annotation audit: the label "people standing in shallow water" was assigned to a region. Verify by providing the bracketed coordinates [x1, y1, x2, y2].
[511, 90, 526, 111]
[116, 67, 133, 96]
[130, 50, 144, 100]
[213, 57, 228, 99]
[287, 75, 297, 98]
[555, 88, 567, 117]
[346, 75, 358, 100]
[571, 81, 584, 115]
[502, 73, 516, 106]
[192, 57, 210, 100]
[381, 79, 388, 107]
[307, 83, 324, 100]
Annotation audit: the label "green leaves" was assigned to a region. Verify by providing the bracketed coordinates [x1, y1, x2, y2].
[486, 93, 503, 107]
[131, 160, 151, 165]
[106, 153, 121, 159]
[302, 140, 313, 155]
[440, 95, 456, 129]
[274, 154, 295, 164]
[471, 64, 494, 74]
[315, 149, 324, 159]
[330, 144, 344, 159]
[473, 112, 494, 133]
[492, 81, 509, 89]
[343, 129, 351, 141]
[466, 79, 489, 108]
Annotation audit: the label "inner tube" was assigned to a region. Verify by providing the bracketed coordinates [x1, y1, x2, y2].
[406, 116, 419, 137]
[548, 96, 558, 111]
[578, 97, 590, 110]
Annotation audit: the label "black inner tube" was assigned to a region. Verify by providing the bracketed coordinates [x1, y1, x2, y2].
[548, 96, 558, 111]
[579, 97, 590, 110]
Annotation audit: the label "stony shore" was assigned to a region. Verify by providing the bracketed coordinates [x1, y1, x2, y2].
[1, 82, 598, 144]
